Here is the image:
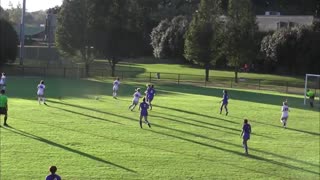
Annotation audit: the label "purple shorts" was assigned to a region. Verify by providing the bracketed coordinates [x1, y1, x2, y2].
[243, 133, 250, 140]
[140, 111, 148, 116]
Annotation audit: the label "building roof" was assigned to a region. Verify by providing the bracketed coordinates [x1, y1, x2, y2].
[256, 15, 314, 32]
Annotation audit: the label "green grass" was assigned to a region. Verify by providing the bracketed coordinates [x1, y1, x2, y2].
[1, 77, 319, 179]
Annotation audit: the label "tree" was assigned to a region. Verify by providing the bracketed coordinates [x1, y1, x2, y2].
[91, 0, 145, 77]
[56, 0, 95, 77]
[184, 0, 221, 81]
[0, 18, 18, 65]
[151, 16, 190, 59]
[0, 6, 9, 20]
[224, 0, 257, 82]
[261, 26, 320, 74]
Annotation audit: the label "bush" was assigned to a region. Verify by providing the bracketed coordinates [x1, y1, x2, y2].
[0, 18, 18, 65]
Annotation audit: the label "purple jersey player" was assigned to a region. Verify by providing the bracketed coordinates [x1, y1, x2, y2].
[240, 119, 251, 155]
[45, 166, 61, 180]
[138, 97, 151, 128]
[147, 85, 156, 110]
[220, 90, 229, 115]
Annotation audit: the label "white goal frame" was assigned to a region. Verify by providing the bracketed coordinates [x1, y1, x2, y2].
[304, 74, 320, 105]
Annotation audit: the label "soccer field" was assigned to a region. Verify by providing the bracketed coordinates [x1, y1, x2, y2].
[0, 77, 319, 179]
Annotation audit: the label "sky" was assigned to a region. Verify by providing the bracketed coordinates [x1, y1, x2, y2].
[1, 0, 63, 12]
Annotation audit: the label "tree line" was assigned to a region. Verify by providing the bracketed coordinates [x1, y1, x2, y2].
[1, 0, 320, 80]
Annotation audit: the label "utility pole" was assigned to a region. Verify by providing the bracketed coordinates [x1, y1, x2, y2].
[19, 0, 26, 66]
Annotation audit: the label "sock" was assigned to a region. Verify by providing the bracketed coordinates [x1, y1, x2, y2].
[139, 120, 142, 128]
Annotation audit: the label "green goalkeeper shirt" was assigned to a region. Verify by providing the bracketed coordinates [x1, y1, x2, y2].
[0, 95, 8, 108]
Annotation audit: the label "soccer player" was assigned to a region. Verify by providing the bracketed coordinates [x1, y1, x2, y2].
[113, 77, 120, 99]
[220, 90, 229, 115]
[37, 80, 47, 105]
[306, 89, 315, 108]
[0, 72, 6, 90]
[139, 97, 151, 128]
[45, 166, 61, 180]
[129, 88, 142, 111]
[240, 119, 251, 155]
[0, 89, 8, 126]
[280, 101, 290, 128]
[147, 85, 156, 110]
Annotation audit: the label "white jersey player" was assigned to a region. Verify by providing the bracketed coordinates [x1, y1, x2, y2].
[113, 77, 120, 98]
[280, 101, 290, 128]
[129, 88, 142, 111]
[37, 80, 47, 105]
[0, 72, 6, 90]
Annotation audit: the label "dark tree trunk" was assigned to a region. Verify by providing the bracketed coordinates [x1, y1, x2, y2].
[111, 60, 116, 77]
[234, 66, 238, 83]
[205, 63, 210, 81]
[85, 63, 90, 77]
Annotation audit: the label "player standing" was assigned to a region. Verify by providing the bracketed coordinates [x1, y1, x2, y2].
[147, 85, 156, 110]
[220, 90, 229, 115]
[129, 88, 142, 111]
[240, 119, 251, 155]
[139, 97, 151, 128]
[0, 89, 8, 126]
[280, 101, 290, 128]
[0, 72, 6, 90]
[45, 166, 61, 180]
[306, 89, 315, 108]
[37, 80, 47, 105]
[113, 77, 120, 99]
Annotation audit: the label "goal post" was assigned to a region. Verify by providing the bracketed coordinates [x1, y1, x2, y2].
[304, 74, 320, 105]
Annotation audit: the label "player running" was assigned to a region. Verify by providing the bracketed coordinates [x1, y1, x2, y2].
[220, 90, 229, 115]
[138, 97, 151, 128]
[146, 85, 156, 110]
[280, 101, 290, 128]
[240, 119, 251, 155]
[37, 80, 47, 105]
[113, 77, 120, 99]
[129, 88, 142, 111]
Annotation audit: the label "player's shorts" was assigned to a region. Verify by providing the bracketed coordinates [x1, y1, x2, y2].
[0, 107, 7, 115]
[132, 100, 139, 105]
[140, 111, 148, 116]
[147, 96, 154, 102]
[113, 86, 118, 91]
[243, 133, 250, 140]
[281, 116, 288, 120]
[37, 92, 44, 96]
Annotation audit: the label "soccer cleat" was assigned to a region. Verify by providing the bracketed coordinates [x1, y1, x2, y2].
[3, 123, 8, 126]
[226, 112, 228, 116]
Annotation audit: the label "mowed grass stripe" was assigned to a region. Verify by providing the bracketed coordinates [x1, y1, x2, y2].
[0, 77, 319, 179]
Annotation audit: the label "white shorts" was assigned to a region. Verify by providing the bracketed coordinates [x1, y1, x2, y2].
[281, 116, 288, 121]
[132, 99, 139, 105]
[113, 86, 118, 91]
[37, 92, 44, 96]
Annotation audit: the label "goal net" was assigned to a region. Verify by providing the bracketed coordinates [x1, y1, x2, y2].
[304, 74, 320, 105]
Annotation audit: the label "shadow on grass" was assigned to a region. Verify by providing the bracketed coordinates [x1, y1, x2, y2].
[152, 114, 273, 140]
[148, 129, 319, 176]
[158, 84, 318, 111]
[46, 103, 122, 125]
[2, 126, 136, 173]
[46, 100, 319, 171]
[15, 117, 287, 178]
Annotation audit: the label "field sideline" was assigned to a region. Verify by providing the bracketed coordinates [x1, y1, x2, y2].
[0, 77, 319, 179]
